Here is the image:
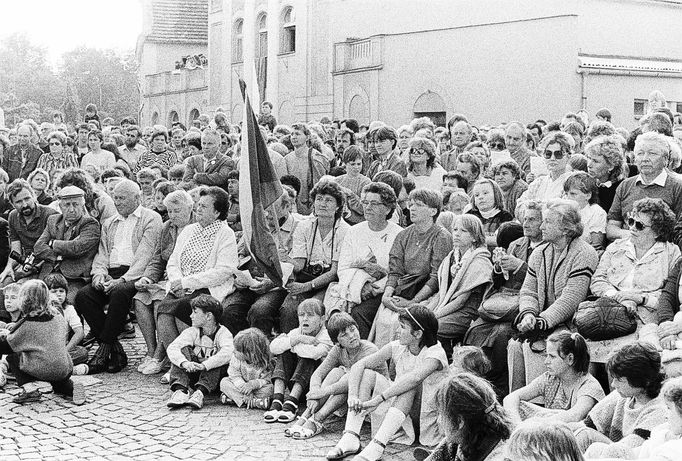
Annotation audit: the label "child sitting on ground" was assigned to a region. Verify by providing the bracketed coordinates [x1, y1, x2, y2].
[288, 312, 388, 440]
[44, 274, 89, 371]
[265, 299, 333, 424]
[0, 280, 86, 405]
[219, 327, 274, 409]
[166, 295, 234, 410]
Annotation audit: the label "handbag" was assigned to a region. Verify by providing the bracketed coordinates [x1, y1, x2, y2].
[393, 273, 429, 300]
[574, 296, 637, 341]
[295, 219, 335, 283]
[477, 287, 520, 323]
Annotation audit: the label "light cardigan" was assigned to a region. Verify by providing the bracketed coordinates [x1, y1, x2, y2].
[91, 206, 163, 282]
[517, 237, 598, 329]
[167, 324, 234, 371]
[166, 221, 238, 302]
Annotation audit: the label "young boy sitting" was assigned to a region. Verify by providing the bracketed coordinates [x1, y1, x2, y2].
[166, 295, 234, 410]
[44, 274, 89, 371]
[0, 283, 22, 387]
[265, 299, 333, 423]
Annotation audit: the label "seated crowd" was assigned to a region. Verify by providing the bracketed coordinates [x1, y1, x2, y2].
[2, 93, 682, 461]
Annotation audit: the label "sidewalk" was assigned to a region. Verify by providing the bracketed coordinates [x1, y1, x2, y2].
[0, 329, 418, 460]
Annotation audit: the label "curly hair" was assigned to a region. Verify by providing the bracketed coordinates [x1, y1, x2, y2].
[607, 342, 665, 399]
[310, 179, 346, 220]
[491, 159, 522, 180]
[57, 168, 98, 212]
[583, 135, 629, 182]
[631, 197, 676, 242]
[407, 137, 437, 171]
[585, 120, 616, 144]
[540, 130, 574, 156]
[361, 181, 397, 220]
[436, 373, 512, 459]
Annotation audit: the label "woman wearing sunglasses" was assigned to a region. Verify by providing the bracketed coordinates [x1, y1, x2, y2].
[589, 198, 679, 359]
[406, 137, 447, 192]
[516, 131, 573, 214]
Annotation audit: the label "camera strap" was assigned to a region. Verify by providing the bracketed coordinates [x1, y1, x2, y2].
[307, 218, 336, 265]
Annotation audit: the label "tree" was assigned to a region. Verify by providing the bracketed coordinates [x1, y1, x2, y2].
[61, 47, 140, 123]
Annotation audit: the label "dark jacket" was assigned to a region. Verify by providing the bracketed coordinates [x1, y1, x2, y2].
[183, 153, 235, 190]
[3, 144, 43, 181]
[34, 213, 101, 280]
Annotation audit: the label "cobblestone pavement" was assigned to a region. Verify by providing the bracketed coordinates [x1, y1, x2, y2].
[0, 328, 418, 460]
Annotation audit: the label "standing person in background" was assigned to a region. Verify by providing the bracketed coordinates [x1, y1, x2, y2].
[135, 129, 178, 175]
[504, 122, 535, 176]
[258, 102, 278, 133]
[119, 125, 147, 172]
[284, 123, 329, 215]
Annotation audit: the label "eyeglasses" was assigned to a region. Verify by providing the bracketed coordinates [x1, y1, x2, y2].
[544, 148, 565, 160]
[627, 215, 651, 231]
[360, 200, 385, 208]
[488, 143, 504, 150]
[410, 148, 428, 155]
[49, 142, 62, 146]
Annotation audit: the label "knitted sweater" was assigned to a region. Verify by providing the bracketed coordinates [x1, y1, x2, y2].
[5, 314, 73, 381]
[517, 237, 598, 329]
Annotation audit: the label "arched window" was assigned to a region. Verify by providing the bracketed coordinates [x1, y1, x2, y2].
[188, 108, 200, 127]
[168, 110, 179, 126]
[280, 7, 295, 54]
[256, 13, 268, 58]
[233, 19, 243, 62]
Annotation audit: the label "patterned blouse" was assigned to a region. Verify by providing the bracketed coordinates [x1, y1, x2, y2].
[180, 220, 222, 276]
[135, 149, 178, 173]
[36, 153, 79, 179]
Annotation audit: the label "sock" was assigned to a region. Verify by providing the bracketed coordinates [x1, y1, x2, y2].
[282, 396, 299, 413]
[336, 410, 364, 452]
[359, 407, 406, 460]
[195, 385, 209, 395]
[270, 392, 284, 411]
[170, 384, 187, 393]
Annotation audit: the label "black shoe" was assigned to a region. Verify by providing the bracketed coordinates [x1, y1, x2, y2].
[81, 331, 98, 347]
[118, 323, 135, 340]
[13, 389, 42, 404]
[107, 341, 128, 373]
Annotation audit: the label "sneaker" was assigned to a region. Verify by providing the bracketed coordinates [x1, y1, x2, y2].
[72, 382, 86, 406]
[137, 356, 153, 373]
[72, 364, 89, 376]
[251, 397, 271, 410]
[186, 389, 204, 410]
[118, 323, 135, 340]
[12, 389, 42, 404]
[141, 358, 164, 375]
[160, 371, 171, 385]
[220, 393, 234, 405]
[167, 389, 189, 408]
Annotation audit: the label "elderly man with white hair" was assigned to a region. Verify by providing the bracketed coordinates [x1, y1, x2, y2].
[75, 179, 162, 374]
[607, 131, 682, 242]
[182, 128, 235, 190]
[33, 185, 101, 303]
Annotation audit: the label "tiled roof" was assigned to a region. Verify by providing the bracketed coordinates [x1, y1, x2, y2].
[147, 0, 208, 44]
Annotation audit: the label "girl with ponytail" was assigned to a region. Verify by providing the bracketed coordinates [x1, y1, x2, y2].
[503, 331, 605, 423]
[427, 372, 511, 461]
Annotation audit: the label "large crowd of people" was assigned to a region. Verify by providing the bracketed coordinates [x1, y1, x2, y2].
[1, 91, 682, 460]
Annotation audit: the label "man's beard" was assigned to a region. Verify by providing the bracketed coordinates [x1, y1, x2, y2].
[125, 140, 137, 149]
[20, 205, 34, 216]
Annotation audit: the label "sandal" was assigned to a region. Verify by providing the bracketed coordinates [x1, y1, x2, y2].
[292, 417, 324, 440]
[284, 415, 307, 437]
[352, 438, 386, 461]
[326, 430, 362, 460]
[263, 408, 280, 423]
[277, 400, 298, 423]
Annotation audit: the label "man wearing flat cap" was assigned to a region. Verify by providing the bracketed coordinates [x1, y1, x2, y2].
[34, 185, 101, 303]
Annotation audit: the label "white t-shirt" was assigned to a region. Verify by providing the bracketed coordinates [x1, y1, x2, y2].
[580, 203, 607, 241]
[62, 304, 83, 339]
[408, 165, 447, 192]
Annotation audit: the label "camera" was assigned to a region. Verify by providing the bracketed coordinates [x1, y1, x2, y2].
[10, 251, 43, 274]
[305, 261, 331, 277]
[492, 247, 505, 273]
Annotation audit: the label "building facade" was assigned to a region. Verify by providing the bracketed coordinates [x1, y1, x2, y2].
[137, 0, 209, 127]
[149, 0, 682, 129]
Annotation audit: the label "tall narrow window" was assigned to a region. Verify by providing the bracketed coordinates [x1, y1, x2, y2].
[233, 19, 243, 62]
[281, 7, 295, 54]
[256, 13, 268, 57]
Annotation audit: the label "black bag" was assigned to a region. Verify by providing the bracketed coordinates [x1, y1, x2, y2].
[574, 297, 637, 341]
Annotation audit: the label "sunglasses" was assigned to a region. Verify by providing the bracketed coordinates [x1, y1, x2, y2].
[49, 142, 62, 146]
[544, 148, 565, 160]
[488, 143, 504, 150]
[627, 216, 651, 231]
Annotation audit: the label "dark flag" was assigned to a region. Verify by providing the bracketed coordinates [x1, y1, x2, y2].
[238, 79, 284, 286]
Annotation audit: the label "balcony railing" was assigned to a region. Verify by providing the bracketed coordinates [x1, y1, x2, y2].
[333, 36, 383, 74]
[145, 67, 208, 96]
